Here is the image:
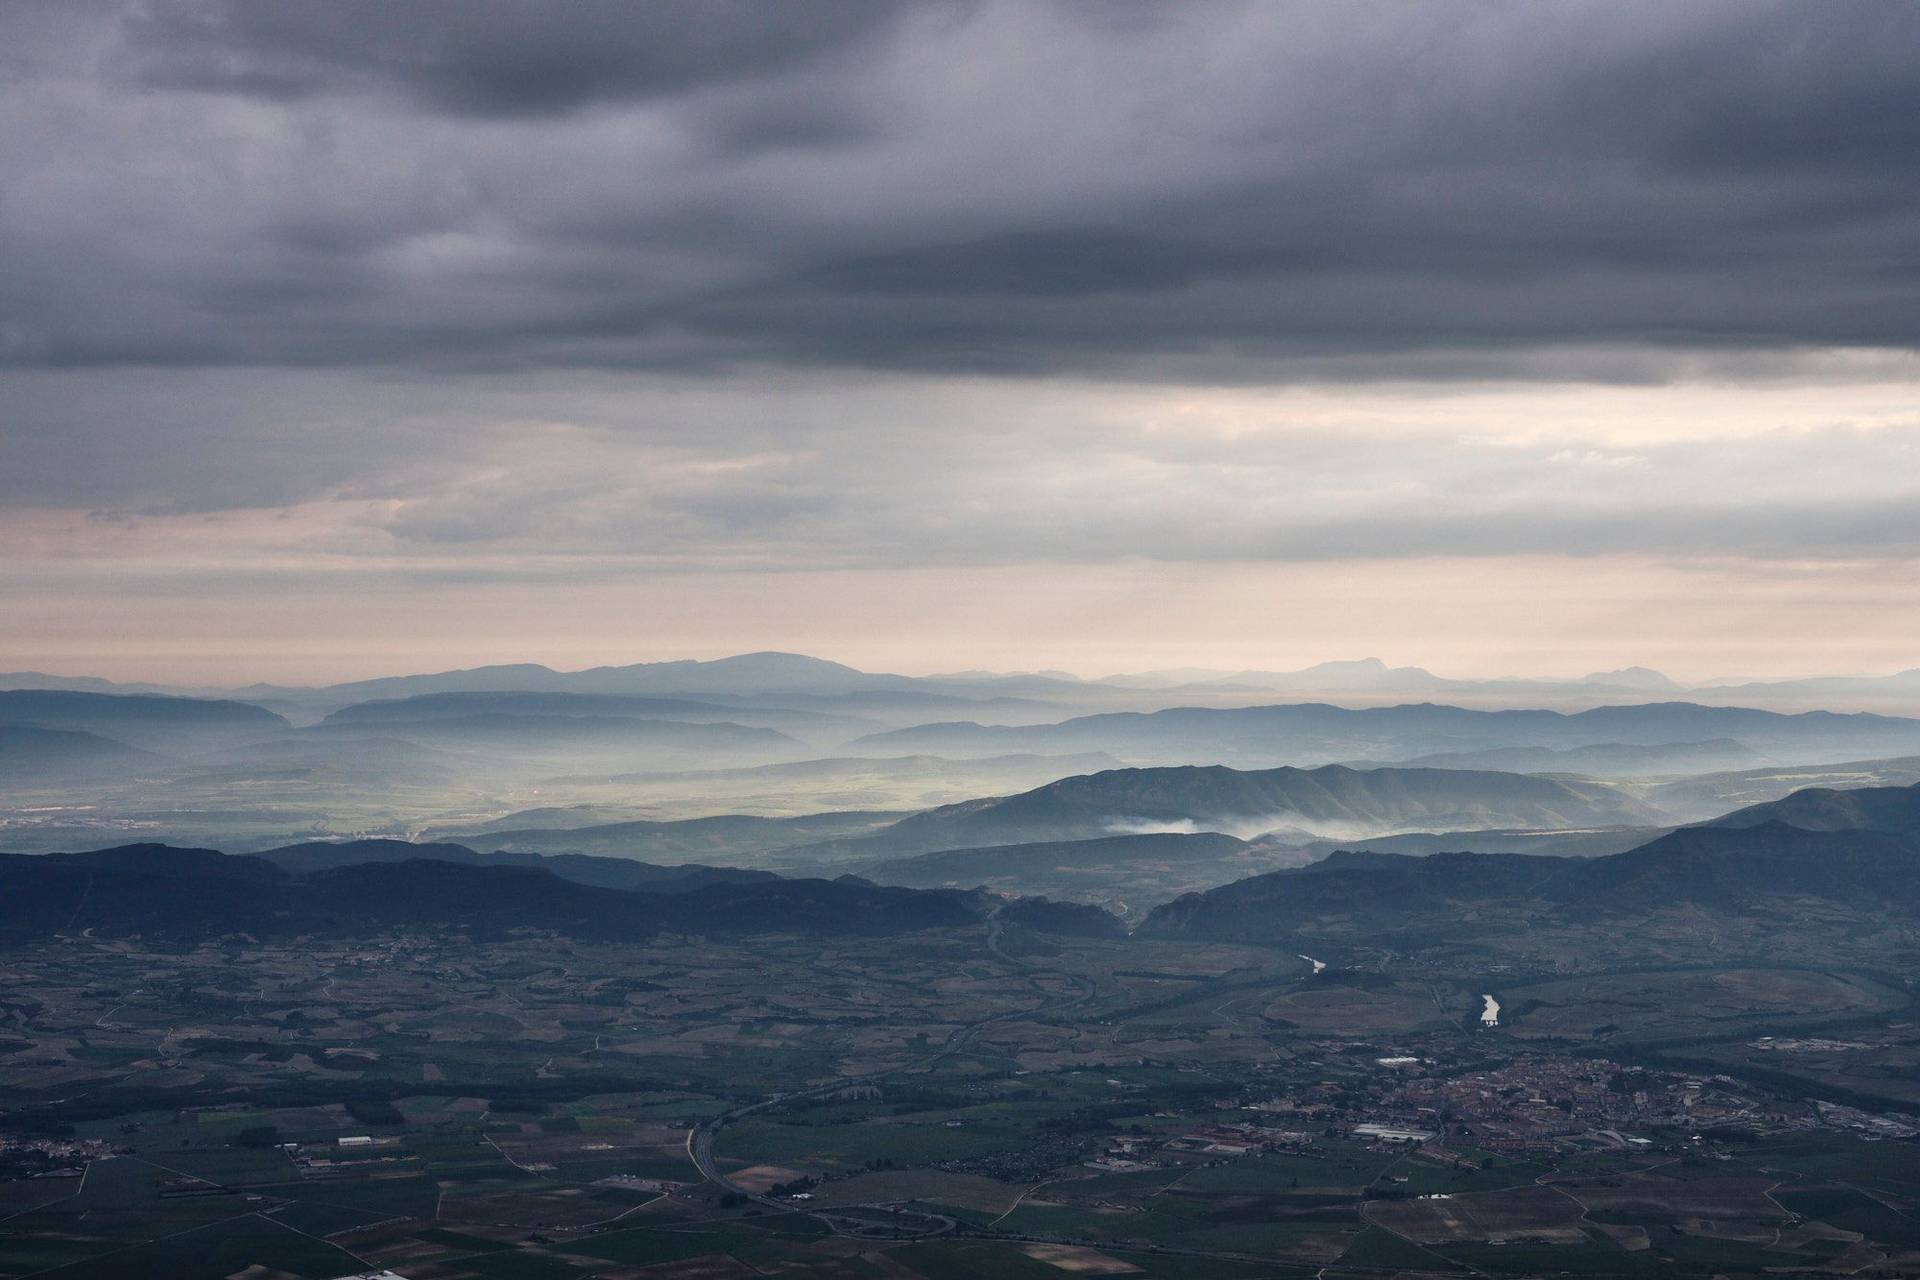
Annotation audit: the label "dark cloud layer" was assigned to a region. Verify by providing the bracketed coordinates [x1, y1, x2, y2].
[6, 0, 1920, 663]
[3, 0, 1917, 375]
[121, 0, 909, 117]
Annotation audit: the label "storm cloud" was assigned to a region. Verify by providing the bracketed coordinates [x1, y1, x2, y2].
[4, 2, 1920, 680]
[5, 0, 1919, 373]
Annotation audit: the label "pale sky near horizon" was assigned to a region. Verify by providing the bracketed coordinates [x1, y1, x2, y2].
[4, 2, 1920, 686]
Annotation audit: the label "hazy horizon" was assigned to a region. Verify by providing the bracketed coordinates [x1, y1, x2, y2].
[6, 639, 1920, 693]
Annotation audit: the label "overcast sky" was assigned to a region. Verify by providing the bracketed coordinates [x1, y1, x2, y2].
[4, 1, 1920, 683]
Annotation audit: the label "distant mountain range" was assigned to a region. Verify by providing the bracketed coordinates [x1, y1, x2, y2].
[1094, 658, 1920, 713]
[850, 702, 1920, 768]
[285, 652, 920, 701]
[18, 655, 1920, 876]
[18, 651, 1920, 716]
[12, 652, 1920, 769]
[322, 690, 874, 741]
[185, 652, 1091, 714]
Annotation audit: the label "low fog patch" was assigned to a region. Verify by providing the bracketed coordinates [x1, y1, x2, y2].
[1102, 812, 1393, 842]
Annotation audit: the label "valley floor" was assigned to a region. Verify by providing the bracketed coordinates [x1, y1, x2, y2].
[2, 921, 1919, 1278]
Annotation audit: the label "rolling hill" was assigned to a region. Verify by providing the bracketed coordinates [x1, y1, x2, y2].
[1560, 821, 1920, 912]
[1139, 849, 1568, 943]
[1137, 821, 1920, 948]
[850, 702, 1920, 769]
[1700, 781, 1920, 837]
[1137, 778, 1920, 950]
[0, 690, 287, 751]
[0, 724, 150, 780]
[813, 763, 1659, 858]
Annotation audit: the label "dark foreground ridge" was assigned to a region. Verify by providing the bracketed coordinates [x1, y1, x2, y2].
[0, 844, 1033, 944]
[1140, 819, 1920, 948]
